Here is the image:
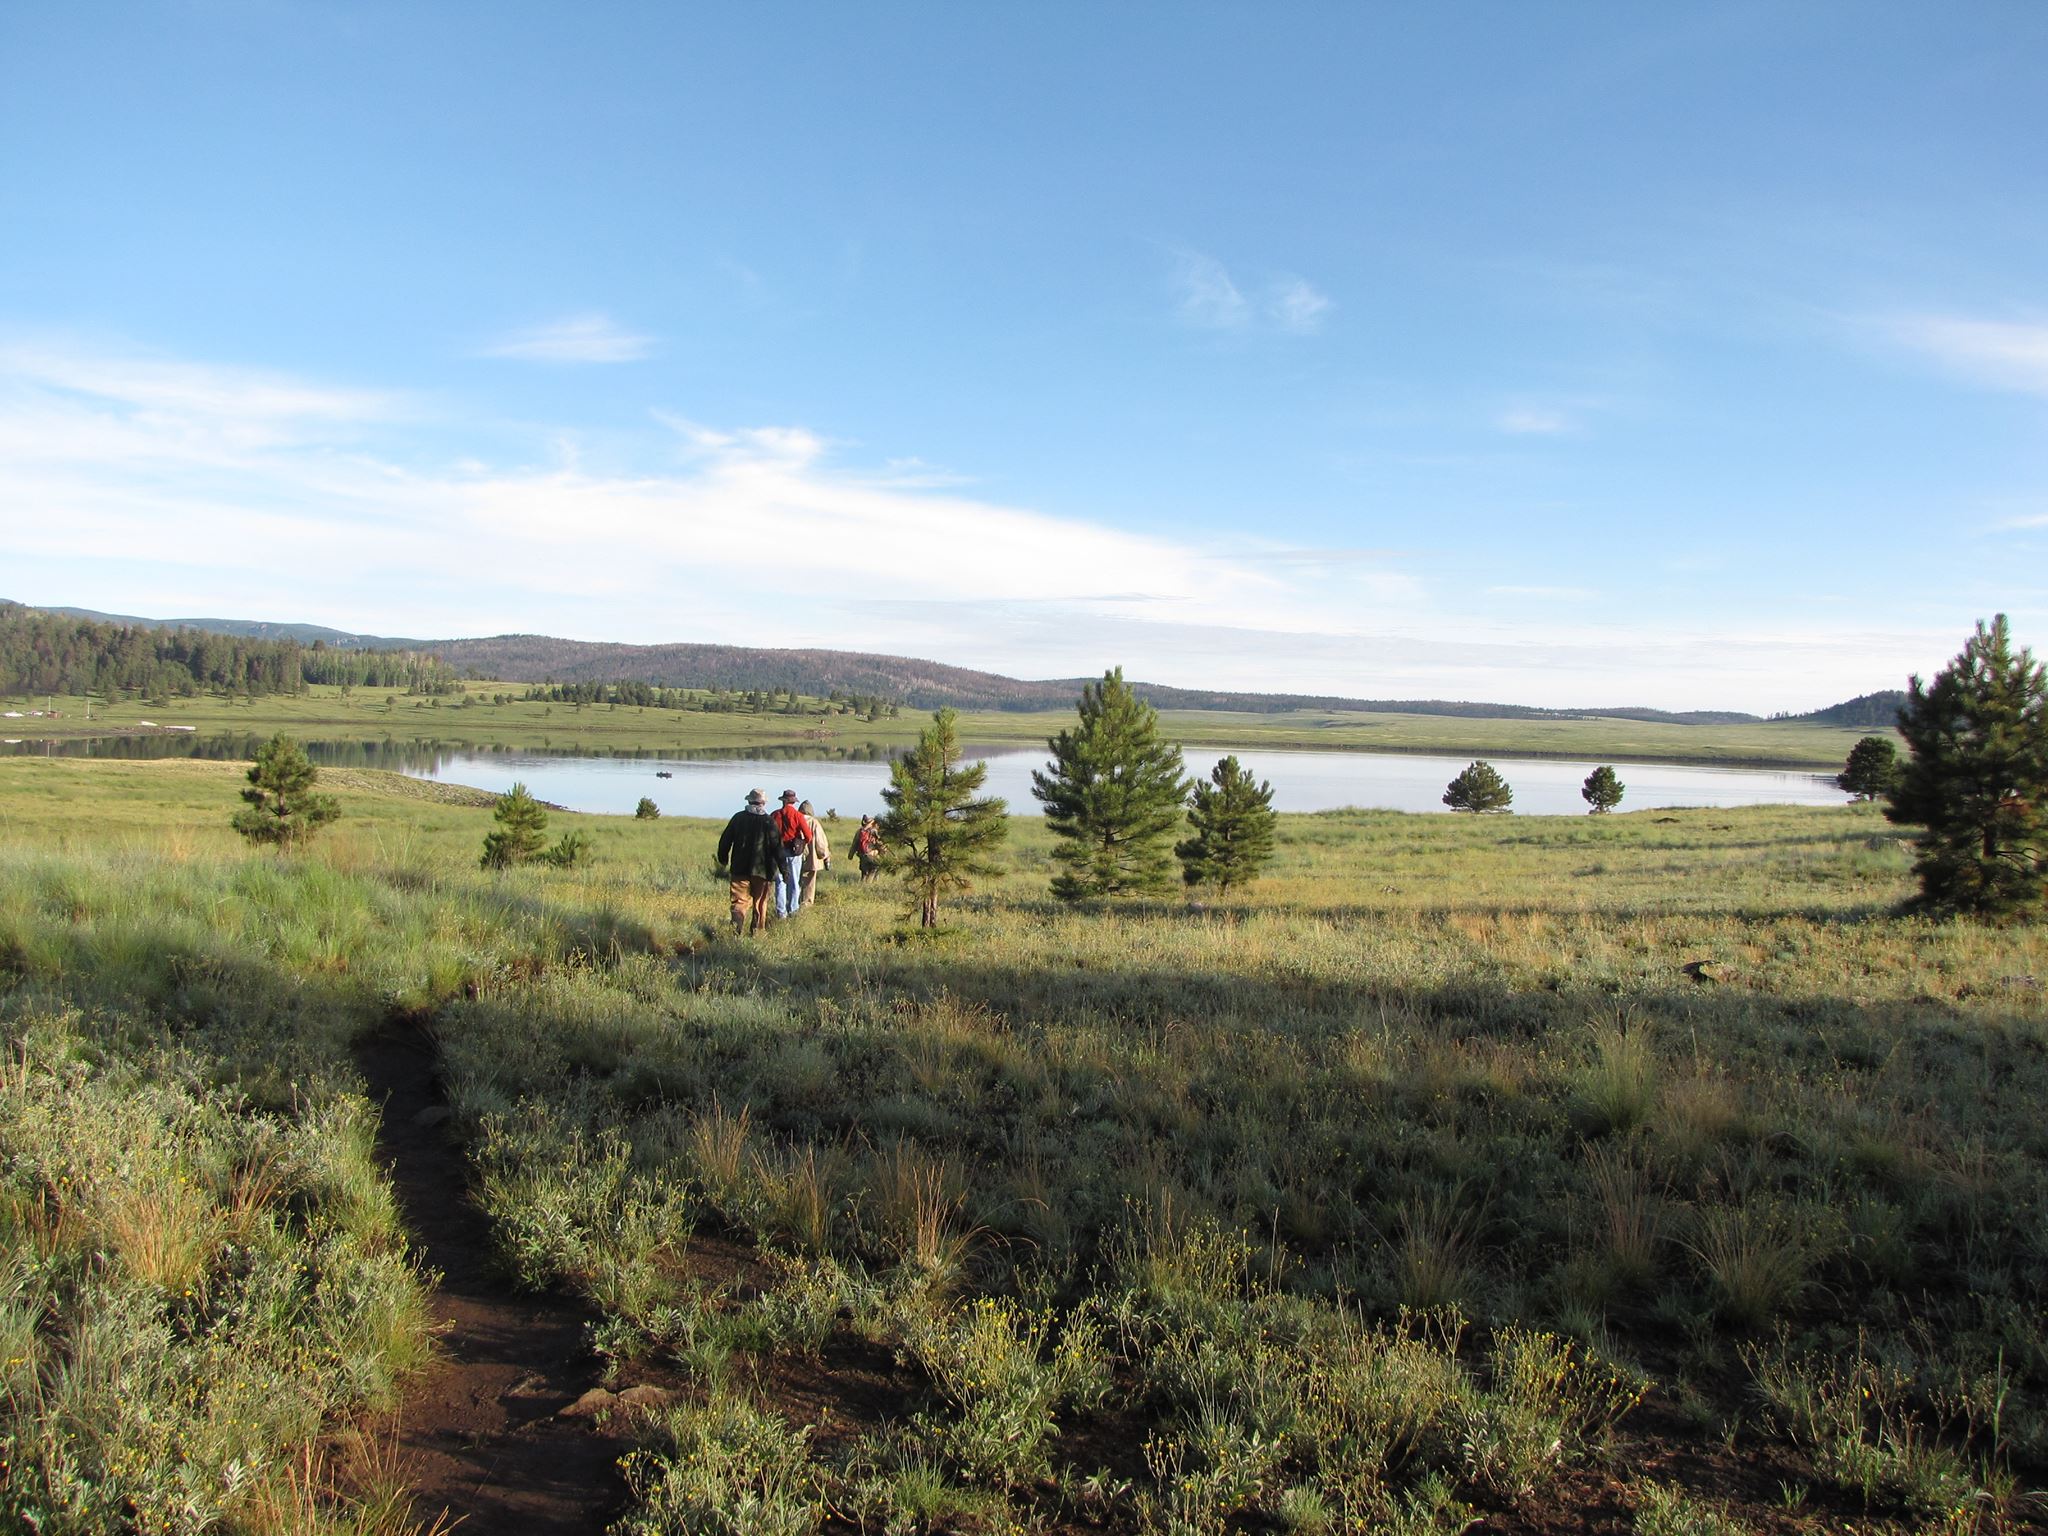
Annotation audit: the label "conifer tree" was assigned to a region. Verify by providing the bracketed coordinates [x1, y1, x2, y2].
[231, 733, 339, 846]
[635, 796, 661, 820]
[1033, 667, 1191, 900]
[481, 782, 550, 868]
[1581, 764, 1625, 814]
[1175, 755, 1278, 892]
[879, 708, 1008, 926]
[1885, 615, 2048, 915]
[1836, 736, 1900, 802]
[1443, 760, 1513, 813]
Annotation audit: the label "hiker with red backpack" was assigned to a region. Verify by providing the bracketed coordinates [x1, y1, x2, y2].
[852, 814, 884, 881]
[770, 788, 812, 918]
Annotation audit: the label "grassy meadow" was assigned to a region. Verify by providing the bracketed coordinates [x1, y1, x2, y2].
[1, 681, 1887, 768]
[0, 756, 2042, 1533]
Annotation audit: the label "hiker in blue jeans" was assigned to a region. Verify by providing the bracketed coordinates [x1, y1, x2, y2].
[769, 788, 811, 918]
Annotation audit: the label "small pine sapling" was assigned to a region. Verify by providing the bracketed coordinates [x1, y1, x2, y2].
[1886, 615, 2048, 915]
[1581, 765, 1625, 814]
[544, 829, 593, 868]
[231, 733, 340, 846]
[879, 708, 1009, 927]
[1032, 666, 1190, 900]
[1176, 755, 1278, 892]
[481, 782, 550, 868]
[1444, 760, 1514, 814]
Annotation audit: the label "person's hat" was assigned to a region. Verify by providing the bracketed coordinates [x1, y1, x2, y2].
[780, 789, 798, 803]
[745, 788, 767, 805]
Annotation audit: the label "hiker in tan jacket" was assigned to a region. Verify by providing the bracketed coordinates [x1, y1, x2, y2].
[798, 800, 831, 909]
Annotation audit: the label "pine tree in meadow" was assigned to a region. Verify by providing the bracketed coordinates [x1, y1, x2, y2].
[1885, 615, 2048, 915]
[1443, 760, 1513, 814]
[1175, 755, 1278, 892]
[231, 733, 340, 846]
[481, 782, 550, 869]
[1033, 667, 1191, 900]
[1581, 764, 1625, 814]
[1836, 736, 1900, 802]
[879, 708, 1009, 927]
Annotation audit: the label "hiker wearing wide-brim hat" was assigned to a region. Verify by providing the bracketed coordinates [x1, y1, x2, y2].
[770, 789, 813, 918]
[716, 788, 779, 935]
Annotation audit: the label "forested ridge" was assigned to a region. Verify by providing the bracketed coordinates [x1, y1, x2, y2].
[421, 633, 1773, 721]
[9, 602, 1890, 723]
[0, 603, 459, 699]
[1782, 688, 1909, 727]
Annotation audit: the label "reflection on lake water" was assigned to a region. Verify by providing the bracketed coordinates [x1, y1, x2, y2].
[6, 733, 1852, 818]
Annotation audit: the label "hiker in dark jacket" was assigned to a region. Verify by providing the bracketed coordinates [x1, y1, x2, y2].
[716, 787, 780, 935]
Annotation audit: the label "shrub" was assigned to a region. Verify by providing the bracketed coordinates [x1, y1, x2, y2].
[1458, 1327, 1645, 1495]
[617, 1391, 825, 1536]
[901, 1295, 1108, 1487]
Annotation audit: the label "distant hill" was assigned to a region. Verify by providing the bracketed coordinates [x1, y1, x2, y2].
[41, 605, 418, 649]
[1786, 689, 1907, 728]
[15, 600, 1882, 724]
[410, 633, 1767, 721]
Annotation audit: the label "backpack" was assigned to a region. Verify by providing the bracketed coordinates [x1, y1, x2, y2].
[775, 806, 808, 853]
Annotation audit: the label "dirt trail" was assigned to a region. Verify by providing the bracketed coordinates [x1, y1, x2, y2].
[356, 1026, 636, 1535]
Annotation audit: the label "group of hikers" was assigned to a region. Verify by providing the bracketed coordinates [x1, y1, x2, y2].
[715, 788, 886, 935]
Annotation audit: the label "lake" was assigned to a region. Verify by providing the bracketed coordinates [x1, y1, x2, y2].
[4, 734, 1850, 817]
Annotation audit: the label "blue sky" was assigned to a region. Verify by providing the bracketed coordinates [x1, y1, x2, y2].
[4, 2, 2046, 710]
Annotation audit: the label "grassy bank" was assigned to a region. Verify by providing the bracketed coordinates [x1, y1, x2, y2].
[0, 758, 2040, 1533]
[2, 682, 1886, 768]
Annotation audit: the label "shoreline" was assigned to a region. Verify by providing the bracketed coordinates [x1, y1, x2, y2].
[5, 721, 1853, 772]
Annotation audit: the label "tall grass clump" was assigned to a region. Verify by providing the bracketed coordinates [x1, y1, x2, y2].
[0, 1016, 434, 1532]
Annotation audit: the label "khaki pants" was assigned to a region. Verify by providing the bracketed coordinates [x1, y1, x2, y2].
[799, 868, 819, 908]
[728, 877, 772, 934]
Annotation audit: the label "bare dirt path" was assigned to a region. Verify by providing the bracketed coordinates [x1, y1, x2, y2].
[356, 1025, 637, 1535]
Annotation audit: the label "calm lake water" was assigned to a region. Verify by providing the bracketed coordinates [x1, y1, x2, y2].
[7, 733, 1850, 818]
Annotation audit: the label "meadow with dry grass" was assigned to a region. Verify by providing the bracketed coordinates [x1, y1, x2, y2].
[0, 757, 2041, 1533]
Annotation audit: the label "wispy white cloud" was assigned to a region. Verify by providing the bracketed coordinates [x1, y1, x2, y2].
[1171, 255, 1332, 336]
[1, 338, 1402, 655]
[1171, 253, 1249, 329]
[1489, 584, 1596, 600]
[1883, 314, 2048, 397]
[0, 341, 391, 436]
[1497, 405, 1576, 435]
[1268, 276, 1332, 334]
[480, 312, 654, 363]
